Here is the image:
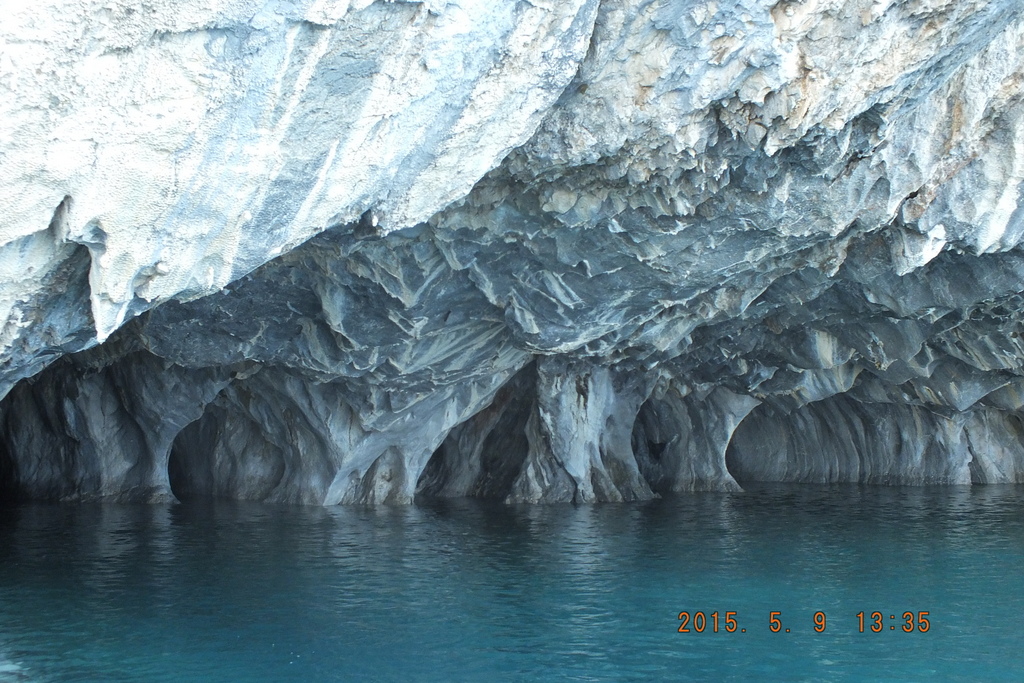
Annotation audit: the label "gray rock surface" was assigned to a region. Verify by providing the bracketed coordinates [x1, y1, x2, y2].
[4, 0, 1024, 503]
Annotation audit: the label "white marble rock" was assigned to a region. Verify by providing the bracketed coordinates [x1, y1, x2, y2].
[4, 0, 1024, 503]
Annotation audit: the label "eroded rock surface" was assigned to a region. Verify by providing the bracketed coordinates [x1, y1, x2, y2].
[4, 0, 1024, 503]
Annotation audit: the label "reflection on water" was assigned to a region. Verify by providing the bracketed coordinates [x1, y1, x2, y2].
[0, 643, 30, 683]
[1, 485, 1023, 681]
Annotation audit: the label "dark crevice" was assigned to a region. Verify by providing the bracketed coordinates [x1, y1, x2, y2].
[468, 397, 532, 498]
[416, 363, 535, 501]
[167, 427, 193, 502]
[630, 400, 661, 494]
[169, 399, 287, 502]
[0, 421, 19, 505]
[169, 409, 221, 502]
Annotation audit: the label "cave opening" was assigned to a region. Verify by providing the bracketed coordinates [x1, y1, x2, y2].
[630, 421, 674, 496]
[725, 403, 796, 488]
[0, 433, 18, 505]
[722, 396, 981, 487]
[168, 408, 221, 502]
[630, 394, 745, 494]
[416, 367, 534, 501]
[168, 399, 290, 503]
[724, 415, 755, 489]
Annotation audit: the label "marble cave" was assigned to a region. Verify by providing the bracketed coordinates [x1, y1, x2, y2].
[3, 0, 1024, 506]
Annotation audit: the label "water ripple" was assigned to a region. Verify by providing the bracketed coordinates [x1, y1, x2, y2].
[1, 485, 1023, 681]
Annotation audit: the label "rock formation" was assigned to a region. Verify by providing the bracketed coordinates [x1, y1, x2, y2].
[3, 0, 1024, 503]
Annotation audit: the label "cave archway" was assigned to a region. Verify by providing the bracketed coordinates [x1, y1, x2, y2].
[167, 411, 215, 502]
[168, 400, 288, 502]
[0, 434, 17, 504]
[726, 402, 796, 487]
[416, 365, 535, 501]
[630, 389, 746, 494]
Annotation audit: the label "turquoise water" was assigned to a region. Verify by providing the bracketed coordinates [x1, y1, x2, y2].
[1, 485, 1022, 682]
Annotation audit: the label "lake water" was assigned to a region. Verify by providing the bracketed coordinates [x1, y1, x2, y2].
[1, 485, 1022, 681]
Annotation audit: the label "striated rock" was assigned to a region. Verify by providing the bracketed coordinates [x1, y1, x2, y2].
[727, 397, 974, 486]
[634, 382, 758, 493]
[0, 346, 232, 502]
[507, 357, 657, 503]
[168, 365, 521, 504]
[0, 0, 598, 386]
[4, 0, 1024, 503]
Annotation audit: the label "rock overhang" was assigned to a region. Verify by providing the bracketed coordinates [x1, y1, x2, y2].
[2, 0, 1024, 503]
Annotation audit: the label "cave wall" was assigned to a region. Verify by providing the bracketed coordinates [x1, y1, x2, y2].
[3, 1, 1024, 503]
